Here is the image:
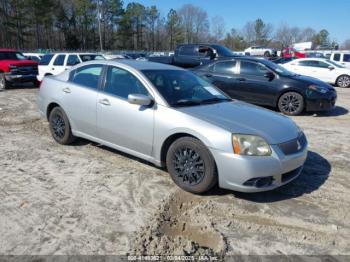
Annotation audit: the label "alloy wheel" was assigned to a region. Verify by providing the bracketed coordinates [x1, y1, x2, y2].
[51, 113, 66, 139]
[173, 147, 205, 186]
[280, 94, 302, 114]
[337, 75, 350, 88]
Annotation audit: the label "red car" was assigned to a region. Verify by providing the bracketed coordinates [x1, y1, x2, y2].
[0, 49, 39, 90]
[282, 47, 306, 58]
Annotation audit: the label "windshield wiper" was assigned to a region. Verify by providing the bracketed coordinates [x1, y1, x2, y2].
[199, 97, 232, 104]
[172, 99, 202, 107]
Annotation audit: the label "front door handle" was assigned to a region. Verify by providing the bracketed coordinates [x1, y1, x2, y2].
[204, 73, 212, 77]
[237, 78, 246, 82]
[99, 98, 110, 106]
[62, 87, 71, 93]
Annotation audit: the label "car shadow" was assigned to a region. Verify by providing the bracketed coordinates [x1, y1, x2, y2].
[207, 151, 331, 202]
[302, 106, 348, 117]
[3, 82, 38, 90]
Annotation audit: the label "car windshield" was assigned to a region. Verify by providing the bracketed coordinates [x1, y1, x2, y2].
[326, 60, 345, 68]
[263, 60, 296, 76]
[0, 51, 27, 60]
[210, 45, 235, 57]
[142, 69, 231, 107]
[79, 54, 105, 62]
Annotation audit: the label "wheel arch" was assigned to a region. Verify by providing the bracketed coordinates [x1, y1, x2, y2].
[46, 102, 63, 120]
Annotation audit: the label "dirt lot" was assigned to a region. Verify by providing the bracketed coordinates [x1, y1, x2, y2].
[0, 86, 349, 257]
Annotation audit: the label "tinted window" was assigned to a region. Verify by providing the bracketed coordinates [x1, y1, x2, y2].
[333, 53, 341, 61]
[212, 61, 236, 74]
[179, 46, 195, 56]
[142, 70, 229, 106]
[67, 55, 80, 66]
[0, 51, 26, 60]
[104, 67, 148, 99]
[70, 64, 103, 89]
[39, 54, 54, 65]
[79, 54, 105, 62]
[240, 61, 268, 76]
[298, 60, 329, 68]
[343, 54, 350, 62]
[53, 55, 66, 66]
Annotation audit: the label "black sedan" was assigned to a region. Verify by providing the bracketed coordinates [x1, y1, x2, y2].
[193, 57, 337, 115]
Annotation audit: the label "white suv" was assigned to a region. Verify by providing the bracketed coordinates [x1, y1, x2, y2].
[38, 53, 105, 81]
[329, 52, 350, 69]
[244, 46, 276, 57]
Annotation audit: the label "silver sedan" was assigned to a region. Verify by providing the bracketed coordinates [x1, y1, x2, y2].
[37, 60, 308, 193]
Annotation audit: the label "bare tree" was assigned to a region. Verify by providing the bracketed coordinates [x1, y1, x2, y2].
[342, 39, 350, 50]
[178, 4, 209, 43]
[211, 16, 225, 41]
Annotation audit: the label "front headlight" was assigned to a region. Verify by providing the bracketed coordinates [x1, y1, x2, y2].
[308, 84, 328, 94]
[232, 134, 272, 156]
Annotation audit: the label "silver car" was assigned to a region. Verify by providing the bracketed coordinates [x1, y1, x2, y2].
[37, 60, 308, 193]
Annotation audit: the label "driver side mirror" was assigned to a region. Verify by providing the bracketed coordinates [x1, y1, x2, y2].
[264, 71, 275, 80]
[128, 94, 153, 106]
[328, 66, 335, 70]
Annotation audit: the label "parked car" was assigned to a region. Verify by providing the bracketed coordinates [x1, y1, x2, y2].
[282, 47, 306, 58]
[23, 52, 44, 62]
[282, 58, 350, 88]
[104, 54, 132, 60]
[38, 60, 308, 193]
[194, 57, 337, 115]
[329, 52, 350, 69]
[147, 43, 238, 68]
[244, 46, 277, 57]
[0, 49, 38, 90]
[37, 53, 105, 81]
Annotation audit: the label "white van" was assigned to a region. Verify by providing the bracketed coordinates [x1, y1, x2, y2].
[37, 53, 105, 81]
[329, 52, 350, 69]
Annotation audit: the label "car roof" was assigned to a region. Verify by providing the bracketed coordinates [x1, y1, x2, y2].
[82, 59, 185, 71]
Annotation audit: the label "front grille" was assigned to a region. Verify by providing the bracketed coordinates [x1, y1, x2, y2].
[278, 132, 307, 155]
[10, 66, 38, 75]
[281, 166, 303, 183]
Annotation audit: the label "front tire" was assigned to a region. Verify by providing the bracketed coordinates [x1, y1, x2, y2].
[336, 75, 350, 88]
[0, 73, 10, 90]
[278, 92, 304, 116]
[49, 107, 76, 145]
[166, 137, 217, 194]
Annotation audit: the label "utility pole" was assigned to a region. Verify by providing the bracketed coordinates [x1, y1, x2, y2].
[97, 0, 103, 51]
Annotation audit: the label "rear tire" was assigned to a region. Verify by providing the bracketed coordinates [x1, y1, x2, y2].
[166, 137, 217, 194]
[49, 107, 76, 145]
[336, 75, 350, 88]
[278, 92, 304, 116]
[0, 73, 10, 90]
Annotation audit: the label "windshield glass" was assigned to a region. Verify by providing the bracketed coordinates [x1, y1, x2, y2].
[211, 45, 235, 57]
[326, 60, 345, 68]
[0, 51, 26, 60]
[142, 70, 230, 107]
[262, 59, 296, 76]
[79, 54, 105, 62]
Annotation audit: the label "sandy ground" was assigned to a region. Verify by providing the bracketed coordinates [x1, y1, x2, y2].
[0, 86, 349, 257]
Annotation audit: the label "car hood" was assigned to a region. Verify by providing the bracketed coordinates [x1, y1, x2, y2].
[178, 101, 300, 145]
[290, 74, 335, 89]
[2, 59, 38, 67]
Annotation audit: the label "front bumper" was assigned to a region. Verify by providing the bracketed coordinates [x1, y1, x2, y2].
[5, 73, 38, 83]
[211, 140, 308, 193]
[306, 91, 337, 112]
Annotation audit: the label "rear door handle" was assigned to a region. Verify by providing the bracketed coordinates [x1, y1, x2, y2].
[204, 73, 212, 77]
[99, 98, 110, 106]
[62, 87, 71, 93]
[237, 78, 246, 82]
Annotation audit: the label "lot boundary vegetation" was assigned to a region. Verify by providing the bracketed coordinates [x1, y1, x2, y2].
[1, 0, 349, 52]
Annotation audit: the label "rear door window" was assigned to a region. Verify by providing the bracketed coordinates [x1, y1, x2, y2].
[343, 54, 350, 62]
[53, 55, 66, 66]
[333, 53, 341, 61]
[212, 61, 237, 74]
[70, 64, 103, 89]
[39, 54, 54, 65]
